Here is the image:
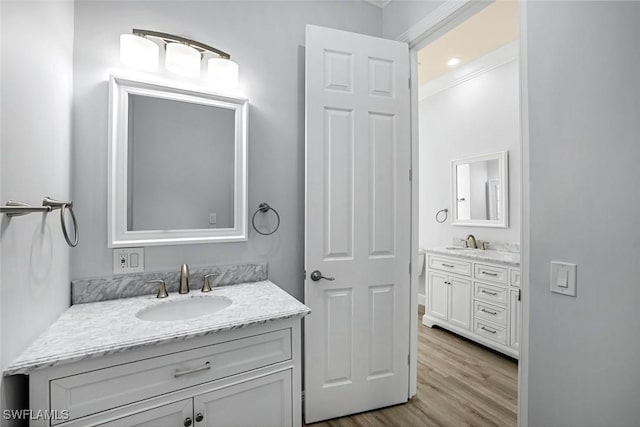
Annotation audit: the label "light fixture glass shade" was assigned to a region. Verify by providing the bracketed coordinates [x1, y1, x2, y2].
[207, 58, 239, 89]
[120, 34, 159, 72]
[165, 43, 201, 77]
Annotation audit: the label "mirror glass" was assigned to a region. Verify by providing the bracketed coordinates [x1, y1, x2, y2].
[109, 75, 248, 247]
[451, 151, 508, 228]
[127, 95, 235, 231]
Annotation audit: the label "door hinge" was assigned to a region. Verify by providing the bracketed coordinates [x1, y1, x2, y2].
[409, 263, 411, 275]
[518, 289, 521, 301]
[303, 269, 307, 280]
[408, 78, 411, 89]
[409, 169, 412, 181]
[407, 354, 410, 365]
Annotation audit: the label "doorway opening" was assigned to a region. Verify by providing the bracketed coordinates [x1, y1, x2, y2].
[414, 0, 521, 424]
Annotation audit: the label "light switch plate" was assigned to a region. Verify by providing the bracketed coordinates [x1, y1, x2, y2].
[113, 247, 144, 274]
[550, 261, 577, 296]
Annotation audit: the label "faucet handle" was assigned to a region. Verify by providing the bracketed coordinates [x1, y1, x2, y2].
[147, 279, 168, 298]
[202, 274, 219, 293]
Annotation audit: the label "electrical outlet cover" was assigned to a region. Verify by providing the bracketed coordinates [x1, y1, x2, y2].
[113, 247, 144, 274]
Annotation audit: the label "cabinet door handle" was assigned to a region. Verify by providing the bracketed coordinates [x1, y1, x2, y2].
[481, 308, 498, 315]
[481, 290, 498, 296]
[480, 326, 497, 334]
[195, 413, 204, 422]
[174, 361, 211, 378]
[482, 271, 498, 276]
[184, 418, 193, 427]
[442, 263, 455, 268]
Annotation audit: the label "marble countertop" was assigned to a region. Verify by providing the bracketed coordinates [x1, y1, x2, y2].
[5, 281, 310, 376]
[427, 247, 520, 267]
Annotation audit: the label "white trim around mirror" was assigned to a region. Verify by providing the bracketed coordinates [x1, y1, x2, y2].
[108, 74, 248, 247]
[451, 151, 508, 228]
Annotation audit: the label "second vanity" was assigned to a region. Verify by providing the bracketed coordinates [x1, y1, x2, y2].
[5, 281, 310, 427]
[423, 247, 521, 358]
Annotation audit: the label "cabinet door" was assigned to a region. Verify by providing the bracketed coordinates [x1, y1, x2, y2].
[448, 277, 471, 330]
[98, 399, 192, 427]
[509, 289, 521, 350]
[194, 370, 292, 427]
[427, 271, 448, 321]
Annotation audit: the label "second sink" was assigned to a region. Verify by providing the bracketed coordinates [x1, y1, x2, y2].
[136, 296, 232, 322]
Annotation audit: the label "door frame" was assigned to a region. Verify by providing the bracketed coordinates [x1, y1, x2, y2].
[403, 1, 530, 425]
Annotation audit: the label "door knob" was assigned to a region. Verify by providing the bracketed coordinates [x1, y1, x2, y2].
[195, 413, 204, 422]
[310, 270, 335, 282]
[184, 418, 192, 427]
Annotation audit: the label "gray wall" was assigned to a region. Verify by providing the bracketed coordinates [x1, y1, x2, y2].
[382, 0, 443, 40]
[0, 0, 74, 421]
[72, 1, 382, 300]
[419, 58, 521, 250]
[526, 1, 640, 425]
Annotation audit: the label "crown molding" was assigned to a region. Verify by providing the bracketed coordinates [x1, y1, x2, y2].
[363, 0, 391, 9]
[418, 40, 518, 100]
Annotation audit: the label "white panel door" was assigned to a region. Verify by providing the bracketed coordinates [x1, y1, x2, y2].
[194, 370, 292, 427]
[449, 277, 471, 330]
[428, 271, 448, 321]
[98, 399, 192, 427]
[305, 24, 411, 423]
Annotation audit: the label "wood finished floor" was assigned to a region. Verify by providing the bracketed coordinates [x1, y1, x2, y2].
[305, 306, 517, 427]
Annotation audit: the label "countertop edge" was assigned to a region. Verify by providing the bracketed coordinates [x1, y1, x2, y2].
[426, 247, 520, 267]
[4, 308, 310, 376]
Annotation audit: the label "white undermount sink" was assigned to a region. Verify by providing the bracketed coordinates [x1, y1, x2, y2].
[136, 296, 232, 322]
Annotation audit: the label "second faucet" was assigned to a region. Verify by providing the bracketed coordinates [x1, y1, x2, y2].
[179, 263, 189, 294]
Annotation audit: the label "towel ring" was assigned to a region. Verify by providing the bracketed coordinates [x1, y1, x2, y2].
[251, 202, 280, 236]
[43, 197, 79, 247]
[60, 203, 79, 247]
[435, 208, 448, 224]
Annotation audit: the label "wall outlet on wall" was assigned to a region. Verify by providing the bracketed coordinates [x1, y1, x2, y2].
[113, 247, 144, 274]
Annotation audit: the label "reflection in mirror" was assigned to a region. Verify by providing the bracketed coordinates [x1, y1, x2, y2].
[455, 159, 500, 221]
[451, 151, 508, 228]
[109, 75, 248, 247]
[127, 95, 235, 231]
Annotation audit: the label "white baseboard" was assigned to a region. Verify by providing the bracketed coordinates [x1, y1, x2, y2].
[418, 293, 425, 306]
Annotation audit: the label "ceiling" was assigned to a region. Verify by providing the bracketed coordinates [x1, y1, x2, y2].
[417, 0, 518, 85]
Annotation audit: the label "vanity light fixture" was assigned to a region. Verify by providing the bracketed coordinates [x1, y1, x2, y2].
[119, 29, 239, 88]
[447, 57, 461, 67]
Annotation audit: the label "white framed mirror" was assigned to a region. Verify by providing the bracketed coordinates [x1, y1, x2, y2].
[451, 151, 508, 228]
[108, 75, 248, 247]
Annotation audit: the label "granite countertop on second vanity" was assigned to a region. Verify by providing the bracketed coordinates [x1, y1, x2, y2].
[5, 281, 310, 376]
[427, 247, 520, 267]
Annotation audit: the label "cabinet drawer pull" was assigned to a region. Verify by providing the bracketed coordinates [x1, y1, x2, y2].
[174, 361, 211, 378]
[442, 263, 455, 268]
[480, 308, 498, 315]
[482, 271, 499, 276]
[481, 289, 498, 296]
[480, 326, 497, 334]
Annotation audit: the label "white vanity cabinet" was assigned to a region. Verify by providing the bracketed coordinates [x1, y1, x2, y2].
[424, 251, 520, 358]
[427, 271, 471, 330]
[28, 320, 301, 427]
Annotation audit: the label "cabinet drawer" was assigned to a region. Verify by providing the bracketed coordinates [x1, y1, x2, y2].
[473, 300, 507, 327]
[474, 282, 508, 306]
[510, 269, 521, 287]
[50, 329, 291, 423]
[474, 263, 508, 285]
[474, 319, 507, 345]
[428, 255, 472, 277]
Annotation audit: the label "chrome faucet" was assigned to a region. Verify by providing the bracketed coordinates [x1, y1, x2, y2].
[465, 234, 478, 249]
[179, 264, 189, 294]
